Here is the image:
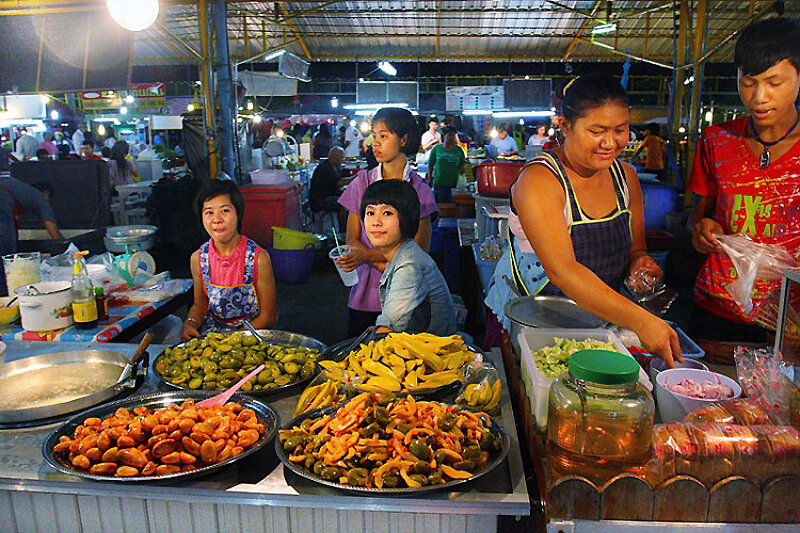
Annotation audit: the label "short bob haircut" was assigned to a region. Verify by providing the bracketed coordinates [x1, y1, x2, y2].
[561, 73, 629, 124]
[372, 107, 421, 156]
[735, 17, 800, 76]
[195, 178, 245, 233]
[360, 179, 420, 241]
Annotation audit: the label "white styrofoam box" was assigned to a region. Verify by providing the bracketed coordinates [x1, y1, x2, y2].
[518, 328, 649, 430]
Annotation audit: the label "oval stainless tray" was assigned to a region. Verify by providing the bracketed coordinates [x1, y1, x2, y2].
[275, 403, 510, 494]
[43, 390, 279, 483]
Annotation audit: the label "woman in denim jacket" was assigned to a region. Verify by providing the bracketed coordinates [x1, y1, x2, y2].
[360, 180, 456, 336]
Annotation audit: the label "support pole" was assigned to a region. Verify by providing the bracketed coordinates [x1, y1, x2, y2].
[670, 0, 689, 141]
[199, 0, 217, 179]
[688, 0, 709, 144]
[214, 0, 236, 179]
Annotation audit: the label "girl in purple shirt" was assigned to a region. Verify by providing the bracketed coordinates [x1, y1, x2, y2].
[337, 108, 438, 337]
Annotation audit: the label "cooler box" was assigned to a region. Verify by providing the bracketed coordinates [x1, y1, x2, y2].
[241, 182, 302, 248]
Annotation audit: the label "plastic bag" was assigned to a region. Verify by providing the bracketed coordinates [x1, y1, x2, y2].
[717, 233, 798, 315]
[40, 243, 126, 288]
[293, 369, 364, 418]
[683, 399, 774, 426]
[624, 270, 678, 317]
[649, 423, 800, 486]
[455, 361, 502, 415]
[734, 346, 792, 425]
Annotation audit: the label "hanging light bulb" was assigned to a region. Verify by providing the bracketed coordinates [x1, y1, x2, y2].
[187, 103, 195, 112]
[125, 95, 135, 104]
[490, 128, 498, 139]
[246, 101, 254, 111]
[120, 106, 128, 115]
[359, 121, 370, 134]
[107, 0, 159, 32]
[97, 124, 106, 136]
[50, 110, 59, 120]
[252, 115, 262, 123]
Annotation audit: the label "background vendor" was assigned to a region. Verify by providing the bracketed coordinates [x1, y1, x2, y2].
[489, 125, 518, 158]
[485, 74, 681, 366]
[688, 17, 800, 349]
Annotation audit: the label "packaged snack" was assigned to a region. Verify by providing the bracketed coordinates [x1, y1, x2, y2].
[455, 361, 502, 415]
[684, 399, 773, 426]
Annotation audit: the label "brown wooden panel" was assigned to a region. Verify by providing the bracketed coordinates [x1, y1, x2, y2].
[600, 474, 654, 521]
[708, 476, 761, 523]
[761, 476, 800, 523]
[653, 475, 709, 522]
[546, 476, 600, 520]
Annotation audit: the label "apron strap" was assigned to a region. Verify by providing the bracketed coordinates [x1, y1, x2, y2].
[540, 151, 583, 224]
[242, 239, 257, 285]
[199, 241, 212, 288]
[508, 236, 531, 297]
[609, 160, 628, 210]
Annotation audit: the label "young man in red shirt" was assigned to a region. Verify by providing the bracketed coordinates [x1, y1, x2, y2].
[688, 17, 800, 345]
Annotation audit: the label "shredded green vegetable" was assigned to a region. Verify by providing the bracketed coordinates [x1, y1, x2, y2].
[533, 337, 616, 377]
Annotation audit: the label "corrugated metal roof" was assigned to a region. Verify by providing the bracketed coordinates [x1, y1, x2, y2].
[132, 0, 800, 65]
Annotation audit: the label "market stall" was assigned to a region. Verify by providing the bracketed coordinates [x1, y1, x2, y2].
[0, 337, 529, 532]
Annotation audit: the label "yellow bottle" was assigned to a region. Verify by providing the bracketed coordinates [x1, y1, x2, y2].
[71, 251, 97, 329]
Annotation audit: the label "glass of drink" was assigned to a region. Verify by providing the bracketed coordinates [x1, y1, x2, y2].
[3, 252, 41, 295]
[329, 245, 359, 287]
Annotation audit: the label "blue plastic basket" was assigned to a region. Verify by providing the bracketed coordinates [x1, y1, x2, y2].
[266, 246, 315, 285]
[630, 321, 705, 359]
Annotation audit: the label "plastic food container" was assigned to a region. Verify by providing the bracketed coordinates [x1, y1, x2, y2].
[518, 328, 646, 429]
[547, 350, 655, 477]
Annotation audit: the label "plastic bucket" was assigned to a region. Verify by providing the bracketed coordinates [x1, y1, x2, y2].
[267, 246, 315, 284]
[272, 226, 317, 250]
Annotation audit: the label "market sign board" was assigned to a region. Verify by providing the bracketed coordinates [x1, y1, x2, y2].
[446, 86, 504, 112]
[80, 83, 166, 111]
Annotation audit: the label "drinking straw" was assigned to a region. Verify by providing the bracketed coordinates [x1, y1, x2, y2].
[332, 228, 341, 252]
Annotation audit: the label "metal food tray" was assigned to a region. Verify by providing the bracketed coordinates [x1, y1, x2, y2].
[320, 333, 484, 397]
[43, 390, 279, 483]
[153, 330, 327, 397]
[275, 403, 510, 495]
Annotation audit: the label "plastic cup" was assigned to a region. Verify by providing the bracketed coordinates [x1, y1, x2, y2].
[329, 245, 359, 287]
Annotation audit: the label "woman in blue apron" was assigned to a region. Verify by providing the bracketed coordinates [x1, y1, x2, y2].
[486, 74, 681, 367]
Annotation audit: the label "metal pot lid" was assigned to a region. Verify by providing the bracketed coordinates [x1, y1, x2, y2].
[14, 281, 71, 296]
[503, 295, 606, 329]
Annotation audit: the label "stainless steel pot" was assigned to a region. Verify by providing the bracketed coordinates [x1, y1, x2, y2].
[504, 295, 606, 360]
[14, 281, 73, 332]
[0, 348, 148, 423]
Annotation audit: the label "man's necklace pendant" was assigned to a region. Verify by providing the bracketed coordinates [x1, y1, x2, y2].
[760, 148, 771, 169]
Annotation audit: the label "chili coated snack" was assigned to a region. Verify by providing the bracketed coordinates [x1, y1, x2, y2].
[280, 393, 503, 489]
[52, 399, 266, 478]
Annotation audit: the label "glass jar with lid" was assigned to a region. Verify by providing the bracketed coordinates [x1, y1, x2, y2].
[546, 349, 655, 478]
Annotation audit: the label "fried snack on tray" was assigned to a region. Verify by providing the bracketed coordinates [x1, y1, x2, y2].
[52, 399, 267, 477]
[280, 393, 502, 489]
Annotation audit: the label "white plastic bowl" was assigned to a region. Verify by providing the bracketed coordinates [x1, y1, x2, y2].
[649, 357, 709, 386]
[655, 368, 742, 423]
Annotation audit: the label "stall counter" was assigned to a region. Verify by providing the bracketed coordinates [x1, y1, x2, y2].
[0, 340, 529, 533]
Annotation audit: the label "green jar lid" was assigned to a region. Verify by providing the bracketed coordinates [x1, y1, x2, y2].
[569, 350, 639, 385]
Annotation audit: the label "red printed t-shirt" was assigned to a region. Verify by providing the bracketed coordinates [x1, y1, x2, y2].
[687, 116, 800, 323]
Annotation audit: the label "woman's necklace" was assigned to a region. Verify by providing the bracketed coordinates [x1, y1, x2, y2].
[748, 107, 800, 169]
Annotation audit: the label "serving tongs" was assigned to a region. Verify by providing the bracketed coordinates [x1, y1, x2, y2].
[117, 332, 153, 384]
[242, 320, 267, 343]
